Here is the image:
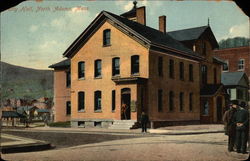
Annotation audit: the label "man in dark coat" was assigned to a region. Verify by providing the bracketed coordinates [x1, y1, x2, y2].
[223, 101, 237, 152]
[140, 112, 149, 133]
[233, 102, 249, 154]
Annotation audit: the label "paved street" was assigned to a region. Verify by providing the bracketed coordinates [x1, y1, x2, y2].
[1, 131, 249, 161]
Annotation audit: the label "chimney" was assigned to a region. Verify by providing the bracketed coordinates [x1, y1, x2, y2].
[136, 6, 146, 25]
[159, 15, 166, 33]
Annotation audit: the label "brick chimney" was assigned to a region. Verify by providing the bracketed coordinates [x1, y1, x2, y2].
[159, 15, 166, 33]
[136, 6, 146, 25]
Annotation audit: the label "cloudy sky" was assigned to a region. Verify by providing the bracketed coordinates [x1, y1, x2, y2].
[1, 0, 249, 69]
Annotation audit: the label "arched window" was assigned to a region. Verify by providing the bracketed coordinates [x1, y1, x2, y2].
[103, 29, 111, 46]
[94, 91, 102, 111]
[78, 92, 85, 111]
[112, 57, 120, 76]
[78, 61, 85, 79]
[94, 59, 102, 78]
[131, 55, 139, 75]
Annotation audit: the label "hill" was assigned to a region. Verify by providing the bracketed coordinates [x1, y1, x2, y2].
[0, 61, 53, 100]
[219, 37, 249, 49]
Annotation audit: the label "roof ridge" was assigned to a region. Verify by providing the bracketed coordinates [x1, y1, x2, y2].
[168, 25, 208, 33]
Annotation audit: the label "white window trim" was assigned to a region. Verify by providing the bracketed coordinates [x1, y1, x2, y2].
[222, 60, 229, 72]
[238, 59, 245, 71]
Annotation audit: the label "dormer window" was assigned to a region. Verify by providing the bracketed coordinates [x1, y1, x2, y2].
[103, 29, 111, 46]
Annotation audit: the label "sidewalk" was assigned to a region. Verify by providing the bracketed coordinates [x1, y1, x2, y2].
[2, 124, 225, 135]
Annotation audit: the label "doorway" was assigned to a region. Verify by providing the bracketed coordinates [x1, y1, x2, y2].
[121, 88, 131, 120]
[216, 97, 223, 123]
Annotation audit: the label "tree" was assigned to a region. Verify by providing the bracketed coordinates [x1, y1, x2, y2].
[219, 37, 249, 49]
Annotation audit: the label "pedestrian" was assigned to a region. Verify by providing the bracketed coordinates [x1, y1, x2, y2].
[233, 101, 249, 154]
[140, 112, 149, 133]
[223, 100, 237, 152]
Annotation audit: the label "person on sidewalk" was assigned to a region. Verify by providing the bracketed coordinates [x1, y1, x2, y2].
[140, 112, 149, 133]
[223, 100, 237, 152]
[233, 101, 249, 154]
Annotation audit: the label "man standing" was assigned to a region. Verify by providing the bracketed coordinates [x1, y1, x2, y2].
[140, 112, 149, 133]
[233, 101, 249, 154]
[223, 101, 237, 152]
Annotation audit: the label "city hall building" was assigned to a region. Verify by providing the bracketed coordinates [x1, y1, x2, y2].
[50, 2, 226, 128]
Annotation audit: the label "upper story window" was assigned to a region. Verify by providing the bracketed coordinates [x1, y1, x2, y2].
[202, 41, 206, 55]
[179, 62, 184, 80]
[94, 59, 102, 78]
[112, 57, 120, 76]
[94, 91, 102, 111]
[169, 91, 174, 112]
[158, 89, 163, 112]
[78, 92, 85, 111]
[103, 29, 111, 46]
[66, 71, 71, 87]
[169, 59, 174, 79]
[66, 101, 71, 115]
[158, 56, 163, 77]
[189, 64, 193, 81]
[193, 45, 196, 52]
[201, 65, 207, 85]
[223, 60, 229, 71]
[131, 55, 139, 75]
[78, 61, 85, 79]
[238, 59, 244, 71]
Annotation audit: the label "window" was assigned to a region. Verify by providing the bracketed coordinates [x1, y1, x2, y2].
[202, 101, 209, 115]
[201, 65, 207, 85]
[202, 41, 206, 55]
[158, 57, 163, 77]
[158, 89, 163, 112]
[169, 91, 174, 111]
[94, 91, 102, 111]
[66, 71, 71, 87]
[179, 62, 184, 80]
[179, 92, 184, 111]
[94, 60, 102, 78]
[214, 68, 217, 84]
[78, 62, 85, 79]
[237, 89, 243, 99]
[78, 92, 85, 111]
[131, 55, 139, 75]
[189, 64, 193, 81]
[223, 60, 229, 71]
[103, 29, 111, 46]
[189, 93, 193, 112]
[193, 45, 196, 52]
[66, 101, 71, 115]
[169, 59, 174, 79]
[238, 59, 244, 70]
[112, 90, 115, 111]
[112, 58, 120, 76]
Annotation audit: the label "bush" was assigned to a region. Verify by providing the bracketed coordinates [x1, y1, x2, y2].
[48, 121, 71, 127]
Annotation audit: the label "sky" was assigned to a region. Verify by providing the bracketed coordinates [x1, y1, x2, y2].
[1, 0, 249, 69]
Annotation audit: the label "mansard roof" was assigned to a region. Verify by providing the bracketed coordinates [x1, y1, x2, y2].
[63, 11, 203, 61]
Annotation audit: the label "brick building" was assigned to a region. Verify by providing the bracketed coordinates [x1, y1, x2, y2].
[214, 46, 250, 105]
[50, 2, 226, 128]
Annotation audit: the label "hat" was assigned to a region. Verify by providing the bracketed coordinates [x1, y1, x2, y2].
[231, 100, 238, 106]
[240, 102, 246, 108]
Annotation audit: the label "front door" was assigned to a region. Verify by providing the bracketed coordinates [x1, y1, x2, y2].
[121, 88, 131, 120]
[216, 97, 223, 123]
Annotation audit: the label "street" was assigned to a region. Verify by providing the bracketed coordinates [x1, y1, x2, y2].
[2, 131, 249, 161]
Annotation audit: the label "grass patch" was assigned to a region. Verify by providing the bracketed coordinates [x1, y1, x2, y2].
[48, 121, 71, 127]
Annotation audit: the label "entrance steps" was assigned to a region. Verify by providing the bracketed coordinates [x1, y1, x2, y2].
[109, 120, 138, 129]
